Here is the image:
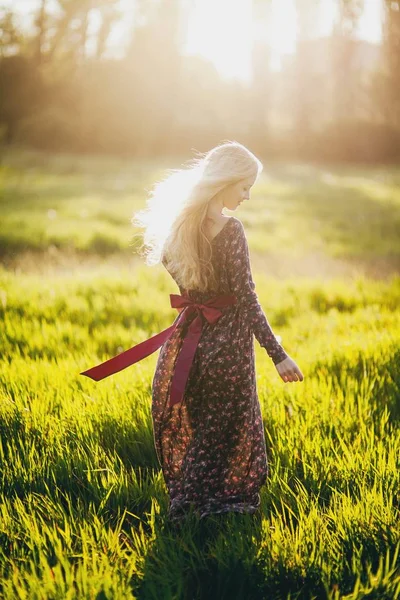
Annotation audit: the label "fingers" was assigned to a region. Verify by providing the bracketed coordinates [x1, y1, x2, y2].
[281, 368, 304, 383]
[276, 358, 304, 383]
[282, 373, 294, 382]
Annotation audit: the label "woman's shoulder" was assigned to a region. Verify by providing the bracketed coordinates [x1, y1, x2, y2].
[222, 218, 247, 251]
[228, 216, 245, 233]
[226, 218, 248, 250]
[218, 216, 244, 239]
[222, 216, 245, 239]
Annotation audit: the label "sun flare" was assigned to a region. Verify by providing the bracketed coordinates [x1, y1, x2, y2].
[183, 0, 382, 83]
[183, 0, 253, 83]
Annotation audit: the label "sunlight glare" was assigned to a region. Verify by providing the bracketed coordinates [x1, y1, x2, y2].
[183, 0, 253, 83]
[184, 0, 299, 81]
[183, 0, 382, 81]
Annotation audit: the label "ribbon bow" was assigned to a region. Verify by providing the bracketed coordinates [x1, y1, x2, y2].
[80, 292, 237, 407]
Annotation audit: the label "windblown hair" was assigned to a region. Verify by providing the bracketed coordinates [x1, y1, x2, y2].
[131, 140, 263, 292]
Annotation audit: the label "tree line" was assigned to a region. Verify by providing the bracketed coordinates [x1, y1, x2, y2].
[1, 0, 400, 163]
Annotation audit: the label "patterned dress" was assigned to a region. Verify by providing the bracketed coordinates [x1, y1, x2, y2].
[151, 216, 289, 522]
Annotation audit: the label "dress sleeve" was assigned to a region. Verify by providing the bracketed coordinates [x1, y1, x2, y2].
[226, 219, 289, 365]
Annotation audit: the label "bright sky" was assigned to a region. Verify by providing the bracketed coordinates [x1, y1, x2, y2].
[8, 0, 383, 83]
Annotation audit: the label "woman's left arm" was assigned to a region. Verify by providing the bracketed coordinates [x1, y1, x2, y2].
[226, 219, 289, 365]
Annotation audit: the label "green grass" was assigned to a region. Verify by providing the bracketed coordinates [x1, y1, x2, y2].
[0, 147, 400, 598]
[1, 265, 399, 598]
[1, 146, 400, 266]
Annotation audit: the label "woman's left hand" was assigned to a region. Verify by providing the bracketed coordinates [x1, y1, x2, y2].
[274, 356, 304, 383]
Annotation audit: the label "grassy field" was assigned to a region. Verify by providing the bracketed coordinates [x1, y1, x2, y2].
[2, 146, 400, 275]
[0, 146, 400, 599]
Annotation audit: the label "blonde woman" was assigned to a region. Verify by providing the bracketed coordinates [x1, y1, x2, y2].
[134, 139, 304, 524]
[81, 140, 303, 524]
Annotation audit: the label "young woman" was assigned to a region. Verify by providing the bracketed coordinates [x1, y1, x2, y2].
[133, 140, 304, 523]
[81, 140, 303, 524]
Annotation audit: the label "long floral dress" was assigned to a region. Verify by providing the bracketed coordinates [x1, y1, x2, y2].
[151, 216, 289, 522]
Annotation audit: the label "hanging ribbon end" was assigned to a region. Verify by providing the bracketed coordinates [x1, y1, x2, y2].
[79, 369, 104, 381]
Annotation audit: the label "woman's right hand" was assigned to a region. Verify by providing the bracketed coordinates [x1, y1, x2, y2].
[275, 356, 304, 383]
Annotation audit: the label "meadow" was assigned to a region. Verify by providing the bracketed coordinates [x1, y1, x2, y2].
[0, 146, 399, 599]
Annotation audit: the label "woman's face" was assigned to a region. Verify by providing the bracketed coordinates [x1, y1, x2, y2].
[222, 174, 257, 211]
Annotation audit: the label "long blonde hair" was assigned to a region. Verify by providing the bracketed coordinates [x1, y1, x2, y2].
[131, 140, 263, 292]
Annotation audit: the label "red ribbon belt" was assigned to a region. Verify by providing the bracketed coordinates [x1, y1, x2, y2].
[80, 292, 237, 407]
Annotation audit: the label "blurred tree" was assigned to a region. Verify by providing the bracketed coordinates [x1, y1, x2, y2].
[0, 8, 43, 144]
[0, 7, 23, 57]
[382, 0, 400, 128]
[293, 0, 322, 140]
[47, 0, 80, 62]
[0, 55, 43, 143]
[34, 0, 47, 66]
[46, 0, 119, 65]
[331, 0, 365, 121]
[95, 3, 121, 60]
[249, 0, 273, 154]
[124, 0, 186, 154]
